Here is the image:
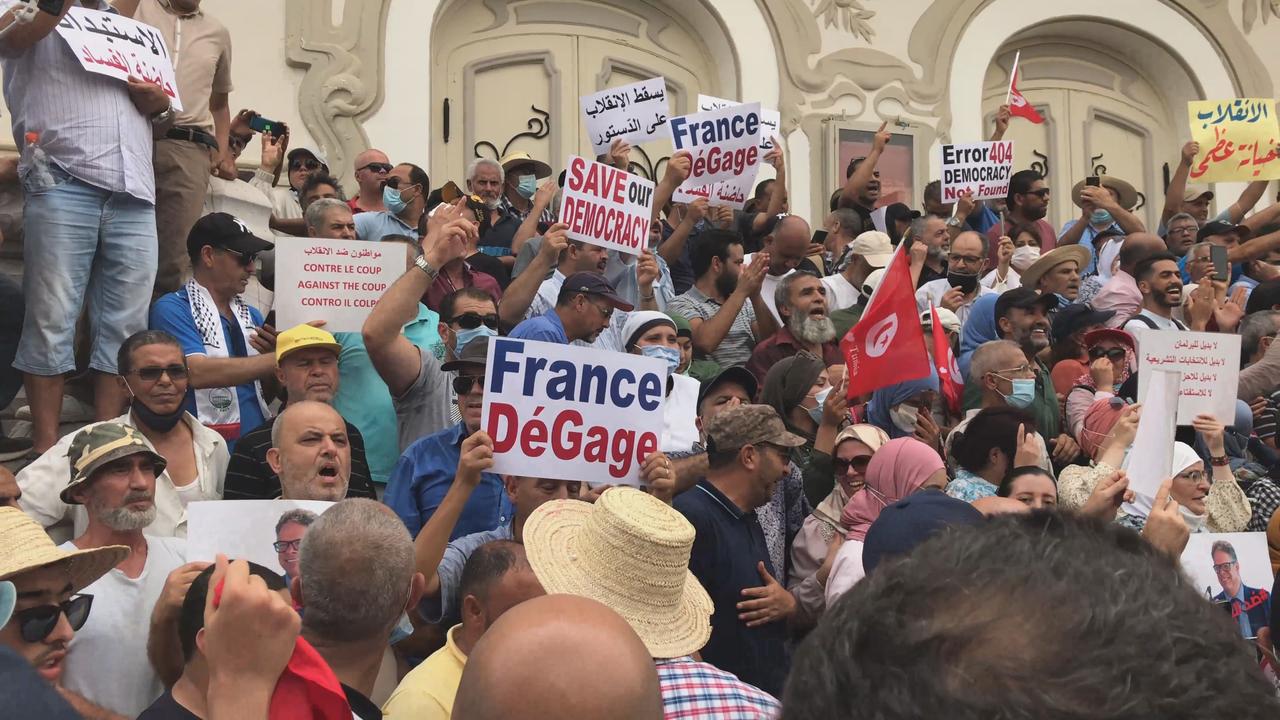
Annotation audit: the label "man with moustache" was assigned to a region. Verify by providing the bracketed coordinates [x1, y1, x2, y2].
[993, 289, 1078, 462]
[915, 231, 997, 325]
[57, 424, 195, 717]
[669, 229, 775, 370]
[746, 273, 841, 384]
[1124, 253, 1189, 332]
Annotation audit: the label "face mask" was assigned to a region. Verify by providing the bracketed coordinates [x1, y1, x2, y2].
[127, 382, 186, 433]
[808, 385, 833, 424]
[383, 185, 407, 214]
[455, 325, 497, 355]
[1090, 209, 1113, 226]
[998, 377, 1037, 409]
[516, 174, 537, 199]
[1010, 245, 1040, 273]
[639, 344, 681, 373]
[889, 404, 919, 433]
[947, 270, 980, 295]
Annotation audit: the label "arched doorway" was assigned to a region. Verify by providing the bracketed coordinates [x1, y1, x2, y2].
[428, 0, 735, 185]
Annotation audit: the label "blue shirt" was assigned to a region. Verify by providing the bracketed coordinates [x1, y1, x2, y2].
[508, 308, 569, 344]
[355, 210, 419, 242]
[418, 523, 514, 626]
[945, 469, 997, 502]
[1058, 219, 1122, 276]
[965, 205, 999, 235]
[384, 422, 511, 539]
[148, 287, 268, 445]
[674, 479, 790, 697]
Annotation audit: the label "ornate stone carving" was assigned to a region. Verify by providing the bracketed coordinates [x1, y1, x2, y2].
[1241, 0, 1280, 32]
[284, 0, 390, 190]
[811, 0, 876, 42]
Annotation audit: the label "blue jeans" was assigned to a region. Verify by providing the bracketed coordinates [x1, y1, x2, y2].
[16, 165, 157, 375]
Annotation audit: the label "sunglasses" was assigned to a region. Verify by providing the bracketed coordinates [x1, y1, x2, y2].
[382, 176, 412, 190]
[452, 313, 499, 331]
[1088, 346, 1127, 361]
[15, 594, 93, 643]
[272, 539, 301, 553]
[289, 159, 321, 172]
[219, 246, 258, 267]
[833, 456, 871, 475]
[1024, 188, 1051, 199]
[453, 375, 484, 395]
[358, 162, 393, 174]
[129, 364, 188, 383]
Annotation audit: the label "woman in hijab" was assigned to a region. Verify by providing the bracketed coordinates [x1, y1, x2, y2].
[760, 352, 831, 464]
[957, 293, 1001, 379]
[1065, 328, 1136, 439]
[866, 371, 941, 446]
[823, 437, 948, 604]
[788, 424, 889, 624]
[620, 311, 700, 453]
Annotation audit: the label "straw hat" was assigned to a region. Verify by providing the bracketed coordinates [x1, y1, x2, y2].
[1070, 175, 1138, 210]
[523, 488, 713, 659]
[1017, 245, 1091, 293]
[0, 508, 128, 592]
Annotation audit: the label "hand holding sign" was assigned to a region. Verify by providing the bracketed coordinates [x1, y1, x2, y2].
[606, 138, 633, 171]
[636, 249, 659, 290]
[1142, 478, 1191, 558]
[1081, 469, 1134, 521]
[458, 431, 495, 486]
[126, 75, 170, 116]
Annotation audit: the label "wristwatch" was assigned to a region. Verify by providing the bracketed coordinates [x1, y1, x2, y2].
[945, 215, 964, 229]
[150, 104, 175, 127]
[414, 253, 438, 281]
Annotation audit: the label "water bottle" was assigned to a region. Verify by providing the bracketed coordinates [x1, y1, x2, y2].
[25, 131, 56, 190]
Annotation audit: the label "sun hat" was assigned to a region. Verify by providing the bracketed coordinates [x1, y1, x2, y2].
[0, 507, 128, 593]
[846, 230, 894, 268]
[499, 151, 553, 179]
[523, 488, 713, 659]
[0, 580, 13, 629]
[1017, 245, 1091, 292]
[62, 423, 167, 505]
[1070, 175, 1138, 210]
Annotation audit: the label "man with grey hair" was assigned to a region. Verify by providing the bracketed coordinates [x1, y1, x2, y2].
[945, 339, 1053, 476]
[1165, 211, 1200, 255]
[745, 272, 841, 384]
[274, 508, 317, 587]
[305, 197, 357, 240]
[909, 214, 951, 286]
[57, 423, 193, 716]
[915, 230, 995, 326]
[467, 157, 524, 266]
[293, 499, 425, 718]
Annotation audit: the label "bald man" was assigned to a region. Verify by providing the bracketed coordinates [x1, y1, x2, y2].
[266, 401, 352, 502]
[350, 148, 390, 213]
[453, 595, 662, 720]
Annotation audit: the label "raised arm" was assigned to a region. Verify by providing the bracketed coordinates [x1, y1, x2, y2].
[498, 222, 568, 330]
[1225, 180, 1270, 224]
[750, 140, 787, 234]
[1, 0, 73, 53]
[658, 199, 704, 266]
[416, 432, 491, 597]
[1162, 142, 1198, 227]
[653, 151, 692, 225]
[838, 122, 890, 209]
[989, 104, 1011, 142]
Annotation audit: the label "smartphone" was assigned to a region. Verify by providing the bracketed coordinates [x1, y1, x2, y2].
[811, 229, 829, 247]
[1085, 176, 1101, 187]
[248, 116, 287, 136]
[1211, 244, 1229, 281]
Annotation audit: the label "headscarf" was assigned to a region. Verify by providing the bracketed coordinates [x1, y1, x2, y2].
[840, 437, 945, 541]
[958, 293, 1001, 380]
[621, 310, 676, 351]
[1079, 396, 1125, 459]
[1072, 332, 1137, 393]
[866, 371, 939, 439]
[1126, 442, 1207, 531]
[760, 351, 825, 440]
[813, 424, 890, 531]
[1268, 509, 1280, 575]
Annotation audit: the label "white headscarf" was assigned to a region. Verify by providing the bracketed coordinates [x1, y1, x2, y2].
[1171, 441, 1207, 532]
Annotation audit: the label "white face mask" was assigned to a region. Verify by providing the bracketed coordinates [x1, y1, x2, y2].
[889, 404, 919, 433]
[1011, 245, 1041, 273]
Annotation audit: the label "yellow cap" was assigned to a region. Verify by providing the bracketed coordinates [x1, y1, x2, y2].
[275, 324, 341, 363]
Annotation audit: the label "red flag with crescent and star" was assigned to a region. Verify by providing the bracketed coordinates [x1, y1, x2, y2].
[840, 247, 931, 399]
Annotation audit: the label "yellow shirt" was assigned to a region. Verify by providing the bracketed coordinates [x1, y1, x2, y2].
[382, 624, 467, 719]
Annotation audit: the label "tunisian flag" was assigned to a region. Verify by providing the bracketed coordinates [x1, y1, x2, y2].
[1008, 70, 1044, 124]
[841, 247, 931, 399]
[930, 303, 963, 415]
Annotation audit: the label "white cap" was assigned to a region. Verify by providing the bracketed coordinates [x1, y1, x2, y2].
[287, 146, 330, 170]
[846, 231, 894, 268]
[862, 268, 887, 296]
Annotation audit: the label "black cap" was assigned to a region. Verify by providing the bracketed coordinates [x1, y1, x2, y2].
[994, 287, 1056, 320]
[1050, 303, 1116, 343]
[1197, 220, 1252, 243]
[560, 272, 634, 311]
[441, 334, 490, 372]
[696, 366, 758, 412]
[1246, 278, 1280, 314]
[884, 202, 921, 227]
[187, 212, 274, 259]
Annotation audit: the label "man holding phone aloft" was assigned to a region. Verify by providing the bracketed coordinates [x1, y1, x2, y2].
[1057, 174, 1145, 277]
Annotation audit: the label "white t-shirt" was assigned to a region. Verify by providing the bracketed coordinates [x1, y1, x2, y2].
[60, 535, 188, 717]
[1123, 309, 1187, 334]
[820, 273, 861, 312]
[745, 253, 793, 325]
[824, 538, 866, 605]
[660, 373, 701, 454]
[914, 278, 996, 327]
[981, 267, 1021, 293]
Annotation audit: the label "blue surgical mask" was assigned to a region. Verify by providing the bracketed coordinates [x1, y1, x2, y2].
[516, 174, 537, 199]
[1090, 209, 1113, 226]
[1000, 377, 1037, 409]
[639, 344, 680, 373]
[383, 185, 407, 214]
[808, 385, 833, 424]
[455, 325, 497, 355]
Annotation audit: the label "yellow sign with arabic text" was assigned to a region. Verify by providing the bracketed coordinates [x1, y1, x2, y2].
[1187, 98, 1280, 183]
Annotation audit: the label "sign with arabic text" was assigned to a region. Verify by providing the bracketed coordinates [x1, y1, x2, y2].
[695, 94, 782, 152]
[1187, 98, 1280, 183]
[671, 174, 752, 210]
[1135, 329, 1240, 424]
[939, 140, 1015, 201]
[581, 77, 670, 155]
[274, 237, 403, 333]
[56, 7, 183, 111]
[559, 156, 654, 257]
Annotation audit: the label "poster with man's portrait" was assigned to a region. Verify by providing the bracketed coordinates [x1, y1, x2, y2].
[187, 499, 335, 585]
[1181, 532, 1273, 640]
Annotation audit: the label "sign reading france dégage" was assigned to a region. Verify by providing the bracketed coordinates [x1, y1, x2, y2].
[667, 102, 763, 186]
[481, 337, 666, 486]
[559, 155, 654, 257]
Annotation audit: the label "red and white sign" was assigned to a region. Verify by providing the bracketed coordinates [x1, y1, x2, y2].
[559, 155, 654, 257]
[668, 102, 763, 187]
[940, 140, 1015, 201]
[274, 237, 403, 333]
[56, 7, 183, 110]
[671, 174, 752, 210]
[841, 248, 931, 399]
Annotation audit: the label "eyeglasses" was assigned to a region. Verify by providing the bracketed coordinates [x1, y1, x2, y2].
[218, 246, 258, 267]
[453, 375, 484, 395]
[581, 297, 614, 320]
[289, 159, 321, 172]
[833, 455, 871, 475]
[451, 313, 499, 330]
[357, 162, 392, 174]
[272, 539, 302, 553]
[1024, 188, 1051, 199]
[1169, 226, 1198, 235]
[1213, 561, 1238, 573]
[1088, 347, 1127, 361]
[14, 594, 93, 643]
[949, 254, 985, 265]
[991, 363, 1033, 376]
[1175, 470, 1207, 484]
[129, 364, 188, 383]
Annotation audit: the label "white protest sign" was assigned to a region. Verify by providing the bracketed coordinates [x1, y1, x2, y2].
[187, 500, 334, 576]
[668, 102, 763, 187]
[939, 141, 1015, 201]
[1121, 368, 1179, 518]
[1181, 532, 1274, 639]
[696, 94, 782, 151]
[559, 155, 654, 257]
[274, 237, 403, 333]
[582, 77, 670, 155]
[671, 175, 752, 210]
[481, 337, 666, 486]
[55, 7, 183, 111]
[1136, 330, 1241, 424]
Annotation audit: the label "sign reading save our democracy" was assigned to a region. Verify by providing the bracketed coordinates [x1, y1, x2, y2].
[668, 101, 763, 187]
[1187, 98, 1280, 183]
[482, 337, 667, 487]
[274, 237, 403, 333]
[939, 140, 1015, 201]
[56, 6, 184, 110]
[559, 156, 654, 257]
[581, 77, 670, 155]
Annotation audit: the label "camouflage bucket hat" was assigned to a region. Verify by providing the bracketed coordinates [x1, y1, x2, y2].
[61, 423, 167, 505]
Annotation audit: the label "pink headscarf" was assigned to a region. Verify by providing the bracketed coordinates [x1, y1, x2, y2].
[1079, 397, 1124, 459]
[840, 437, 945, 542]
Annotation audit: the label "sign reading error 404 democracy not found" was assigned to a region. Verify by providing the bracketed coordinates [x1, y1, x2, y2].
[939, 140, 1015, 201]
